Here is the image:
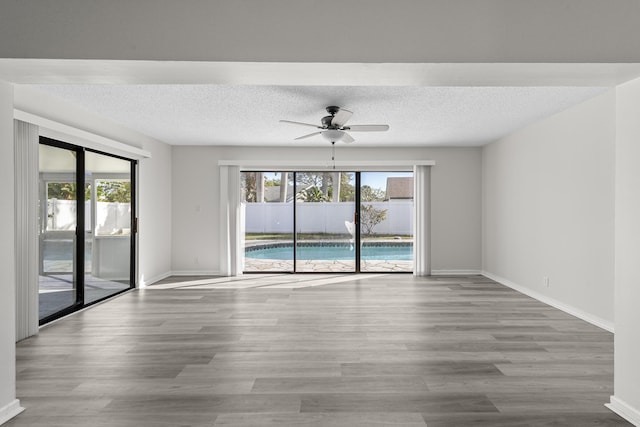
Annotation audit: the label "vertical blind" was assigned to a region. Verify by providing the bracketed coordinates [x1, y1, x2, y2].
[413, 165, 431, 276]
[219, 165, 243, 276]
[14, 120, 39, 341]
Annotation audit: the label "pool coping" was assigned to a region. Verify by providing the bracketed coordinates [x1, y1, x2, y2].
[243, 240, 414, 272]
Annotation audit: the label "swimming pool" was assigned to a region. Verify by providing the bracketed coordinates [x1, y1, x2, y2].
[245, 242, 413, 261]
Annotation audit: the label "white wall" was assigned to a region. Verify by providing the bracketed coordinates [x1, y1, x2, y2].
[171, 146, 226, 274]
[609, 77, 640, 424]
[482, 90, 616, 329]
[171, 146, 482, 274]
[2, 1, 640, 63]
[0, 82, 22, 423]
[138, 139, 172, 286]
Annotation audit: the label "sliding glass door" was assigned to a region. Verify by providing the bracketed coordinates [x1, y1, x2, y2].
[84, 151, 134, 304]
[242, 170, 413, 273]
[38, 143, 80, 319]
[295, 172, 356, 272]
[242, 172, 294, 272]
[360, 172, 414, 272]
[38, 137, 136, 324]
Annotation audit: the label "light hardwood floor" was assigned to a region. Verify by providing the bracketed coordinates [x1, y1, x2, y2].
[7, 274, 630, 426]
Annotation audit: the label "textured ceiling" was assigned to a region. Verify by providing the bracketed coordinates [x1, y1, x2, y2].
[34, 84, 607, 147]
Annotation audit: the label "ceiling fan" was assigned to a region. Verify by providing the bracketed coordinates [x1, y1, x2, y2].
[280, 106, 390, 143]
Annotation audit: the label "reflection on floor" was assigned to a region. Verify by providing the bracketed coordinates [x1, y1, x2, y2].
[39, 274, 130, 319]
[149, 274, 387, 290]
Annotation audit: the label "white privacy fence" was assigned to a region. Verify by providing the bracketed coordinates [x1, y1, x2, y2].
[244, 201, 413, 235]
[46, 199, 131, 235]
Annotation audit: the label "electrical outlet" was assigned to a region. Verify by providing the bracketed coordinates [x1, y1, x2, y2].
[543, 276, 550, 287]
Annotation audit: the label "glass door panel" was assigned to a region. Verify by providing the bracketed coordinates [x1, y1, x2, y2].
[38, 144, 78, 320]
[242, 172, 294, 272]
[84, 151, 132, 304]
[84, 182, 92, 275]
[295, 172, 356, 272]
[360, 172, 414, 272]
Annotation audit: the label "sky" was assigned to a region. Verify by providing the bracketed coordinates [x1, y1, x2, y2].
[360, 172, 413, 191]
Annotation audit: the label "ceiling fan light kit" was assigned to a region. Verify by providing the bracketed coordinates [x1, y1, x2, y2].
[280, 106, 389, 144]
[322, 129, 346, 142]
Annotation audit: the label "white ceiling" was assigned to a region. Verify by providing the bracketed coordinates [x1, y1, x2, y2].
[34, 83, 607, 147]
[4, 61, 636, 148]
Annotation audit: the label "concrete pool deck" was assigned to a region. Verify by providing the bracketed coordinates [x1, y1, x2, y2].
[244, 239, 413, 272]
[244, 257, 413, 272]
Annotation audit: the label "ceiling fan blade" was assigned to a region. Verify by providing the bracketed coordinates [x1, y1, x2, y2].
[341, 133, 355, 143]
[294, 131, 323, 140]
[280, 120, 321, 129]
[345, 125, 390, 132]
[331, 108, 353, 127]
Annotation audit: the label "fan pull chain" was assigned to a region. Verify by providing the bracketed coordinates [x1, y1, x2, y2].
[331, 141, 336, 169]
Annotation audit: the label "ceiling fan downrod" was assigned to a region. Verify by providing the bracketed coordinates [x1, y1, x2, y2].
[331, 141, 336, 170]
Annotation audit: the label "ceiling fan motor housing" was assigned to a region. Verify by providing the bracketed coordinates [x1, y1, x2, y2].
[321, 115, 335, 128]
[322, 106, 341, 128]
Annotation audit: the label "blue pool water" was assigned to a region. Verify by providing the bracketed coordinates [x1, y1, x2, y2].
[246, 244, 413, 261]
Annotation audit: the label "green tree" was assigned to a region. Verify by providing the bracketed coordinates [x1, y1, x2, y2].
[295, 172, 357, 201]
[96, 181, 131, 203]
[264, 177, 280, 187]
[296, 172, 326, 188]
[361, 185, 385, 202]
[301, 186, 329, 202]
[47, 183, 93, 200]
[339, 173, 355, 201]
[47, 182, 77, 200]
[242, 172, 257, 202]
[360, 203, 387, 235]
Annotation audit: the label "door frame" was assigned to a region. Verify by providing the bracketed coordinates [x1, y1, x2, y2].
[242, 170, 413, 274]
[38, 136, 138, 325]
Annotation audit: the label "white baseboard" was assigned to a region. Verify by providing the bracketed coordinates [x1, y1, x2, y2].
[0, 399, 24, 425]
[171, 270, 482, 278]
[607, 396, 640, 426]
[139, 271, 172, 288]
[139, 270, 223, 288]
[482, 270, 614, 333]
[431, 269, 482, 276]
[171, 270, 221, 277]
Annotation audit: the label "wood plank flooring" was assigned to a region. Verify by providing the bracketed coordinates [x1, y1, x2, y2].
[7, 274, 629, 426]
